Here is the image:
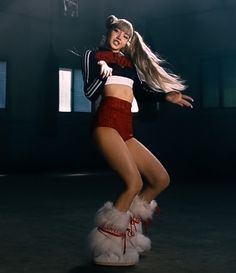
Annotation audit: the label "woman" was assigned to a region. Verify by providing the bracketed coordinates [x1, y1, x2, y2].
[82, 15, 193, 266]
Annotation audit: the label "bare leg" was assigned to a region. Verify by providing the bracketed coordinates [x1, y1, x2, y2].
[125, 138, 170, 202]
[93, 127, 143, 212]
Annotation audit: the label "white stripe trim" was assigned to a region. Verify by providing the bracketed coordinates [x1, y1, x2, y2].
[87, 79, 99, 93]
[84, 50, 91, 83]
[86, 80, 103, 98]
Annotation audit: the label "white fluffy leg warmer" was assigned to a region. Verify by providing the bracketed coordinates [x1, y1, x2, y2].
[89, 202, 139, 266]
[128, 196, 158, 253]
[130, 196, 158, 221]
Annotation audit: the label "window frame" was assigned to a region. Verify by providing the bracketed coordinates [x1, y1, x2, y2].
[0, 60, 7, 111]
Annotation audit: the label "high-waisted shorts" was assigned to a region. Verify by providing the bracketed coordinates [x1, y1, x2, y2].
[93, 96, 133, 141]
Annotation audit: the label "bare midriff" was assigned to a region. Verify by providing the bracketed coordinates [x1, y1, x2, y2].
[103, 84, 134, 103]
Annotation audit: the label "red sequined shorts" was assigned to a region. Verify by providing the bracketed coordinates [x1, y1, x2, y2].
[93, 96, 134, 141]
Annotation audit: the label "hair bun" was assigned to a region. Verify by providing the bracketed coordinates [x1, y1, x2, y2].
[106, 15, 118, 29]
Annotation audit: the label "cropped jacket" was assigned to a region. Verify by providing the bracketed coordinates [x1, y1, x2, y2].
[82, 48, 167, 103]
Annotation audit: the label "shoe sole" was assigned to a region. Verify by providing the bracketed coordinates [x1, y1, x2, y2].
[94, 261, 136, 267]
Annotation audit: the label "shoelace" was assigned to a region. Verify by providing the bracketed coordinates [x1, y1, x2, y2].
[98, 225, 136, 254]
[129, 216, 141, 233]
[98, 226, 126, 254]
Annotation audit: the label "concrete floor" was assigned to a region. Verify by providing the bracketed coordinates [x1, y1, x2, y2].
[0, 172, 235, 273]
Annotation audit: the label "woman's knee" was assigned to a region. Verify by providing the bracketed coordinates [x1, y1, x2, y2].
[126, 178, 143, 197]
[153, 171, 170, 191]
[162, 172, 171, 189]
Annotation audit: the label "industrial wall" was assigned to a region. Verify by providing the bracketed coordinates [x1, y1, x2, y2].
[0, 0, 235, 180]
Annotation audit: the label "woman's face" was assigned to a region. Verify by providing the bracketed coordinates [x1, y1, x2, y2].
[107, 27, 130, 52]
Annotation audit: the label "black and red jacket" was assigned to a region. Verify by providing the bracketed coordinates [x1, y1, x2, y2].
[82, 48, 166, 103]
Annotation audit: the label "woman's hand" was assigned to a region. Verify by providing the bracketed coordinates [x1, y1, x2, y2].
[97, 60, 113, 78]
[165, 91, 194, 108]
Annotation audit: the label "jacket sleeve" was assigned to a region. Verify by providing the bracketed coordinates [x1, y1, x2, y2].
[133, 74, 166, 103]
[82, 50, 105, 101]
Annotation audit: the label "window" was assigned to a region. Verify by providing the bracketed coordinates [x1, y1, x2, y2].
[59, 68, 91, 112]
[201, 56, 236, 108]
[0, 61, 7, 109]
[131, 97, 139, 113]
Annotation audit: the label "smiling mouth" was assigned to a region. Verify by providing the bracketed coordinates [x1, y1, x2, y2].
[113, 40, 120, 46]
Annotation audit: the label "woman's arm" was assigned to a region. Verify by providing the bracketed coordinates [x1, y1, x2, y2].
[133, 68, 193, 107]
[82, 50, 106, 101]
[165, 91, 194, 108]
[133, 77, 166, 103]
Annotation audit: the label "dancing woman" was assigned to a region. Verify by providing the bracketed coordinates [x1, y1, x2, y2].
[82, 15, 193, 266]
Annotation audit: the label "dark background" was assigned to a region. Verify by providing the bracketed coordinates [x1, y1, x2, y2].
[0, 0, 235, 181]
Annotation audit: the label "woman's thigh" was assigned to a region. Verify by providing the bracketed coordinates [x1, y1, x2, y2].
[125, 137, 169, 186]
[93, 127, 142, 187]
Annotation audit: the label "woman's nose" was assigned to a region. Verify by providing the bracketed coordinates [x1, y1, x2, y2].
[116, 33, 121, 40]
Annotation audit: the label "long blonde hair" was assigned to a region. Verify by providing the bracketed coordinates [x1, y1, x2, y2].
[105, 15, 186, 93]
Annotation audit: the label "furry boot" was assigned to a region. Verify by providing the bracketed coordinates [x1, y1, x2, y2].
[89, 202, 139, 266]
[128, 196, 159, 253]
